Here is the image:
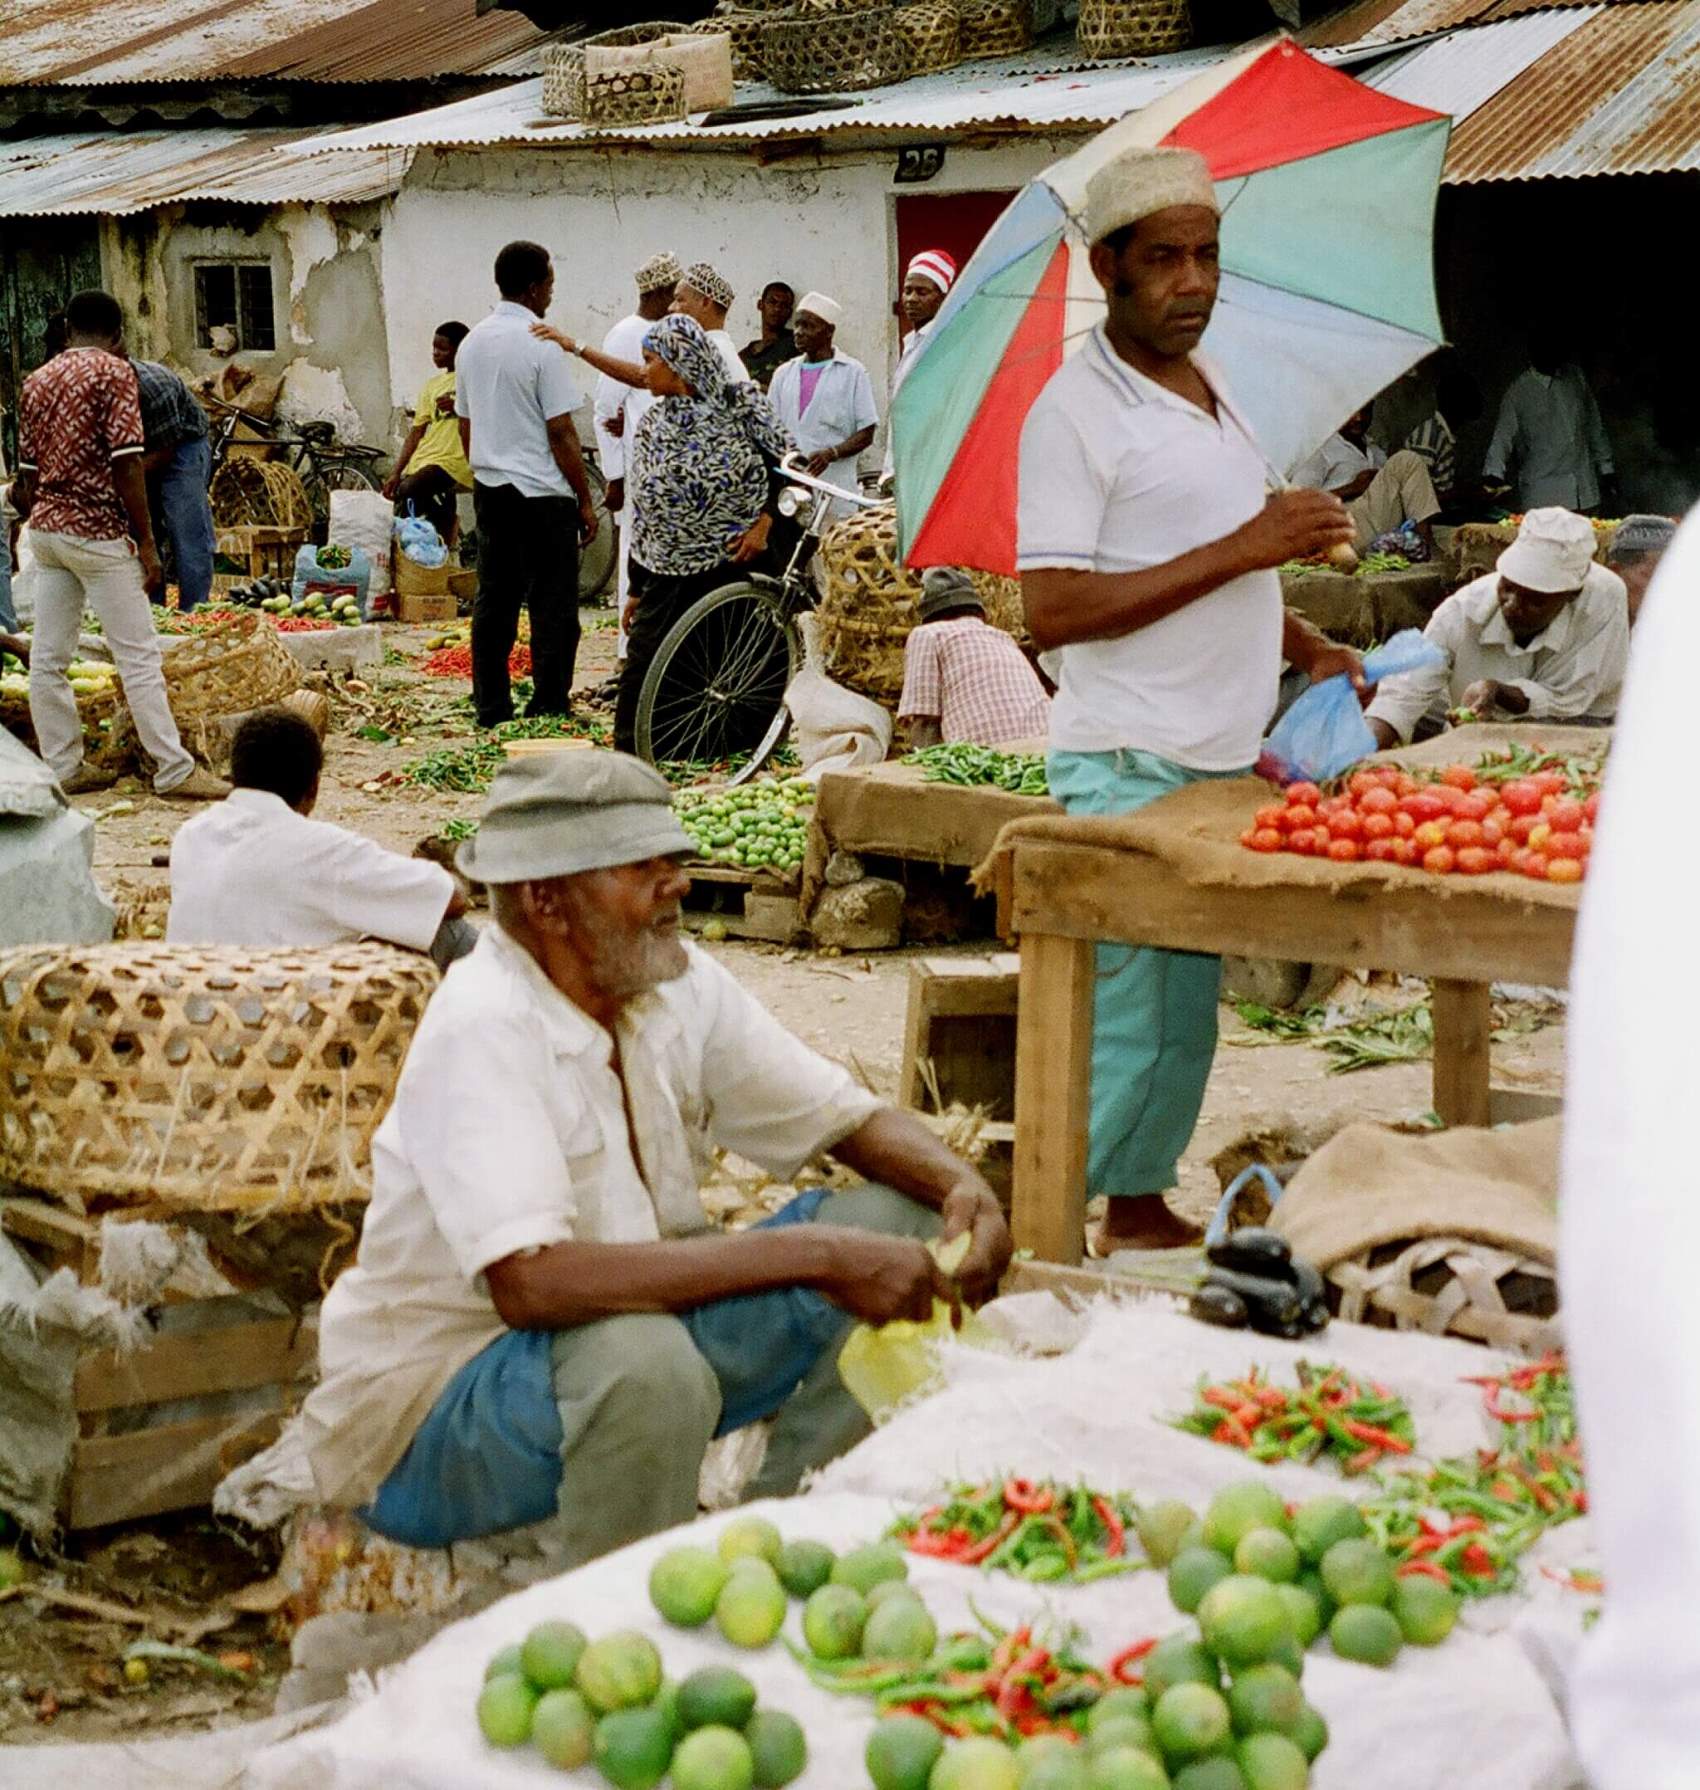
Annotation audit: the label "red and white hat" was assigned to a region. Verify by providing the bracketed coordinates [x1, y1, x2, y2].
[905, 249, 957, 295]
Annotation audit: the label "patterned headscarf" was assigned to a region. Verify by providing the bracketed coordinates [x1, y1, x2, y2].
[643, 312, 733, 405]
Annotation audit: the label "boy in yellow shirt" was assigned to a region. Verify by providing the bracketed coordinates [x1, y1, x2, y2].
[384, 321, 472, 541]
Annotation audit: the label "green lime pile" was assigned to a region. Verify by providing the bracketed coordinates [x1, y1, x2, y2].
[673, 778, 813, 874]
[477, 1619, 806, 1787]
[650, 1519, 868, 1651]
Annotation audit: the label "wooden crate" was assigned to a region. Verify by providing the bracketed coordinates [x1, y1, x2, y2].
[684, 863, 802, 944]
[214, 524, 307, 583]
[899, 955, 1018, 1198]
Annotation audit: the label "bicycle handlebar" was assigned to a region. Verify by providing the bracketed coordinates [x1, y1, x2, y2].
[778, 453, 883, 512]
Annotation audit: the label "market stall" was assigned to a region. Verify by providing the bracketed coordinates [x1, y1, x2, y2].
[809, 755, 1057, 873]
[1451, 519, 1616, 585]
[1278, 563, 1451, 646]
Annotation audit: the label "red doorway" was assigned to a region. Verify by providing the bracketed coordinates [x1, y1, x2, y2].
[892, 189, 1016, 341]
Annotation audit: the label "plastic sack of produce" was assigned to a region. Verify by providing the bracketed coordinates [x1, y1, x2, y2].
[328, 488, 393, 589]
[1257, 628, 1445, 786]
[395, 507, 448, 570]
[785, 615, 891, 784]
[291, 543, 372, 616]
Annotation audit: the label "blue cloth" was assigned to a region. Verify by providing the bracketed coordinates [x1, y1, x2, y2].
[0, 530, 14, 633]
[156, 437, 215, 613]
[361, 1188, 843, 1549]
[1047, 747, 1247, 1199]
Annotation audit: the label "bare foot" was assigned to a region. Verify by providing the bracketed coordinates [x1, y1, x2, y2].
[1094, 1195, 1202, 1254]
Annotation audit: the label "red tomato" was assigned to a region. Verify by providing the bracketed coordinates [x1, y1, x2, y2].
[1390, 837, 1418, 866]
[1413, 821, 1449, 851]
[1393, 811, 1416, 839]
[1482, 819, 1505, 848]
[1240, 828, 1258, 848]
[1254, 804, 1286, 830]
[1364, 838, 1397, 862]
[1583, 792, 1601, 824]
[1318, 794, 1352, 819]
[1447, 819, 1485, 850]
[1286, 828, 1318, 856]
[1528, 823, 1552, 852]
[1547, 800, 1585, 833]
[1400, 791, 1447, 824]
[1487, 804, 1512, 828]
[1440, 765, 1476, 791]
[1456, 792, 1492, 823]
[1362, 813, 1395, 841]
[1496, 838, 1517, 866]
[1533, 770, 1568, 796]
[1502, 779, 1544, 816]
[1395, 772, 1419, 797]
[1285, 781, 1322, 807]
[1283, 803, 1317, 831]
[1359, 786, 1398, 816]
[1431, 784, 1469, 816]
[1327, 838, 1361, 863]
[1330, 809, 1364, 842]
[1546, 857, 1585, 884]
[1312, 827, 1331, 849]
[1510, 849, 1538, 877]
[1455, 846, 1495, 876]
[1347, 771, 1379, 798]
[1509, 814, 1542, 844]
[1545, 830, 1588, 860]
[1248, 828, 1283, 853]
[1422, 845, 1456, 874]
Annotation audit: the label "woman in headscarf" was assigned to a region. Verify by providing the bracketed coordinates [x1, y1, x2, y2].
[612, 312, 793, 754]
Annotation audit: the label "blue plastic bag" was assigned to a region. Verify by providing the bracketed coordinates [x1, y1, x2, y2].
[1257, 627, 1446, 785]
[394, 506, 448, 570]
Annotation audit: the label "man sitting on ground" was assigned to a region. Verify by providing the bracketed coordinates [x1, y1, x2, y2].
[1604, 514, 1676, 627]
[899, 566, 1050, 749]
[1294, 404, 1441, 554]
[167, 707, 475, 967]
[1368, 507, 1628, 745]
[295, 751, 1011, 1564]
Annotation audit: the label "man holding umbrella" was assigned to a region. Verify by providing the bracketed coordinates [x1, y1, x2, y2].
[1017, 145, 1362, 1255]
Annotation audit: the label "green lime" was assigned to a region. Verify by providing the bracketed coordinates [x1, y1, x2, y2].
[677, 1665, 758, 1731]
[1225, 1663, 1302, 1738]
[1136, 1500, 1199, 1568]
[776, 1538, 836, 1599]
[802, 1582, 868, 1659]
[673, 1724, 755, 1790]
[520, 1619, 587, 1690]
[718, 1516, 784, 1567]
[575, 1631, 662, 1712]
[1391, 1575, 1459, 1645]
[832, 1541, 910, 1595]
[594, 1705, 678, 1790]
[1290, 1496, 1365, 1566]
[1087, 1687, 1150, 1733]
[1168, 1546, 1234, 1614]
[653, 1680, 683, 1744]
[476, 1674, 537, 1747]
[1294, 1568, 1334, 1629]
[1198, 1575, 1296, 1670]
[746, 1709, 807, 1787]
[716, 1563, 789, 1649]
[532, 1688, 594, 1768]
[1202, 1484, 1288, 1557]
[650, 1546, 730, 1627]
[1329, 1603, 1402, 1667]
[1087, 1749, 1170, 1790]
[1291, 1704, 1329, 1763]
[1319, 1538, 1394, 1609]
[867, 1579, 923, 1612]
[1235, 1732, 1308, 1790]
[1274, 1584, 1322, 1649]
[1086, 1716, 1155, 1760]
[864, 1594, 938, 1663]
[1173, 1760, 1246, 1790]
[1142, 1636, 1221, 1702]
[1017, 1735, 1089, 1788]
[1152, 1682, 1232, 1767]
[1265, 1633, 1305, 1680]
[867, 1712, 945, 1790]
[930, 1735, 1021, 1790]
[1233, 1529, 1299, 1585]
[484, 1643, 524, 1681]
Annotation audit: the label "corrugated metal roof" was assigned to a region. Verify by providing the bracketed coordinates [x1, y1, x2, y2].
[0, 0, 562, 86]
[1361, 6, 1597, 117]
[0, 127, 412, 215]
[1301, 0, 1666, 52]
[1445, 0, 1700, 176]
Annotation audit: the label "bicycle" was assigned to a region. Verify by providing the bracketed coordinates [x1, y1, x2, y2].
[632, 457, 880, 787]
[204, 393, 385, 533]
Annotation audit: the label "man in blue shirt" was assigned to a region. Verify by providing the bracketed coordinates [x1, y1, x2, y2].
[132, 355, 216, 614]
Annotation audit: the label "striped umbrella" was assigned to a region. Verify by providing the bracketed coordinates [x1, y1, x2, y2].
[893, 38, 1450, 575]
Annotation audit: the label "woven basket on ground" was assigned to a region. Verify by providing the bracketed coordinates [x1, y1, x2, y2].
[813, 501, 1026, 706]
[0, 943, 439, 1214]
[893, 0, 961, 73]
[1077, 0, 1191, 56]
[765, 5, 909, 92]
[688, 10, 768, 80]
[208, 457, 312, 532]
[541, 21, 688, 118]
[583, 59, 688, 127]
[161, 610, 300, 756]
[1328, 1238, 1558, 1353]
[957, 0, 1034, 56]
[0, 672, 132, 774]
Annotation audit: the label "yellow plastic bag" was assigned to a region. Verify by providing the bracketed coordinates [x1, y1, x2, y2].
[838, 1300, 1002, 1422]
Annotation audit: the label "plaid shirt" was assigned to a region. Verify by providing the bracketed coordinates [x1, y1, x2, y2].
[132, 359, 207, 451]
[899, 616, 1051, 746]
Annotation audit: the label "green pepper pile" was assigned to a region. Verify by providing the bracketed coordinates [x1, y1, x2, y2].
[905, 744, 1049, 796]
[889, 1478, 1141, 1583]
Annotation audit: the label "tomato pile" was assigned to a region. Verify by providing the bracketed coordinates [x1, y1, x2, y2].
[1241, 759, 1600, 882]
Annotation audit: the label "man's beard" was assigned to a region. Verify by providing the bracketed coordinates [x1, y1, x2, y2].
[573, 902, 690, 1000]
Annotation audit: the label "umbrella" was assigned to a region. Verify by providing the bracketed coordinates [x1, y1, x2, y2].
[893, 37, 1450, 576]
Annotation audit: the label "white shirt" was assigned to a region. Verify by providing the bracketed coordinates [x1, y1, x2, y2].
[300, 928, 882, 1504]
[1483, 365, 1613, 511]
[1291, 431, 1385, 494]
[881, 318, 938, 482]
[454, 300, 585, 500]
[1365, 564, 1628, 742]
[707, 327, 752, 388]
[1562, 512, 1693, 1790]
[592, 312, 653, 484]
[166, 788, 452, 952]
[1017, 327, 1282, 770]
[769, 349, 880, 502]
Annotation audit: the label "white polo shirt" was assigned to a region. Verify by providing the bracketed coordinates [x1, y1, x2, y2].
[166, 788, 453, 951]
[454, 300, 585, 500]
[1018, 327, 1281, 770]
[770, 349, 880, 503]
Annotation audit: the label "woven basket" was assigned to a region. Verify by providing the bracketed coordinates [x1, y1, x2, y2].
[813, 501, 1026, 705]
[1077, 0, 1191, 56]
[0, 670, 132, 774]
[893, 0, 961, 73]
[958, 0, 1034, 56]
[162, 610, 300, 736]
[541, 21, 688, 119]
[208, 457, 312, 532]
[765, 5, 909, 92]
[689, 10, 767, 81]
[0, 943, 438, 1214]
[583, 60, 688, 126]
[1327, 1237, 1559, 1353]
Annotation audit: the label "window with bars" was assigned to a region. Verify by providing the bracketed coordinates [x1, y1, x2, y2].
[191, 261, 276, 352]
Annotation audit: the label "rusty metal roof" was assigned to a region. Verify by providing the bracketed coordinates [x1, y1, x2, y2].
[0, 0, 566, 86]
[1301, 0, 1673, 52]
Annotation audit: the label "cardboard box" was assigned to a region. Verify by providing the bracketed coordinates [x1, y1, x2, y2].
[397, 589, 457, 624]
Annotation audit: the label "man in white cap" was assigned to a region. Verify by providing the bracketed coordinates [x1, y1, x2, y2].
[296, 750, 1011, 1564]
[881, 249, 957, 487]
[1367, 506, 1629, 744]
[769, 292, 879, 511]
[1017, 145, 1360, 1256]
[1604, 513, 1677, 626]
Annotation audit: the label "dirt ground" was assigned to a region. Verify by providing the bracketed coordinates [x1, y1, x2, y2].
[1, 602, 1566, 1743]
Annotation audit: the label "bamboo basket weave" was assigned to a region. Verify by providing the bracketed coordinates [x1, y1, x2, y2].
[688, 9, 768, 80]
[208, 457, 312, 532]
[813, 501, 1027, 706]
[541, 21, 688, 118]
[0, 943, 438, 1214]
[893, 0, 961, 73]
[957, 0, 1035, 56]
[1328, 1238, 1558, 1353]
[1077, 0, 1192, 56]
[162, 611, 300, 756]
[583, 60, 688, 126]
[0, 674, 131, 773]
[765, 5, 909, 92]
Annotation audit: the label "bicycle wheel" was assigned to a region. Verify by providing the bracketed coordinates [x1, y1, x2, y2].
[305, 455, 383, 532]
[635, 579, 799, 785]
[578, 464, 616, 602]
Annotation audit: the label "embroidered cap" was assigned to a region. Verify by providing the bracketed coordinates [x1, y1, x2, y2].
[1084, 146, 1218, 246]
[679, 262, 735, 309]
[633, 251, 682, 294]
[1607, 513, 1677, 561]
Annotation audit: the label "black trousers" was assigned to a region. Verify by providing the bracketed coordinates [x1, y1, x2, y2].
[615, 560, 729, 755]
[470, 481, 579, 728]
[394, 465, 463, 542]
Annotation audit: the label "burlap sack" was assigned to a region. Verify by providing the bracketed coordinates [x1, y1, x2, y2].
[589, 32, 735, 110]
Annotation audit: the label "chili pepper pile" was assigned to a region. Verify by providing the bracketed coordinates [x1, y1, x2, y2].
[421, 642, 531, 679]
[905, 744, 1049, 797]
[1172, 1363, 1416, 1474]
[889, 1479, 1141, 1583]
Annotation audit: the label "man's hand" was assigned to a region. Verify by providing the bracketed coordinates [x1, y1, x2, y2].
[1302, 641, 1368, 697]
[605, 476, 625, 516]
[1334, 469, 1377, 502]
[730, 515, 771, 565]
[622, 595, 638, 634]
[531, 322, 577, 355]
[1236, 490, 1355, 570]
[1458, 678, 1504, 716]
[578, 499, 600, 548]
[811, 1230, 950, 1326]
[139, 540, 164, 594]
[381, 474, 400, 500]
[937, 1180, 1013, 1312]
[804, 451, 833, 478]
[606, 412, 625, 440]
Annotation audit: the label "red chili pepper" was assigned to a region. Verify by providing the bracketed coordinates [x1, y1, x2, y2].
[1210, 1420, 1252, 1449]
[1342, 1420, 1412, 1455]
[1232, 1402, 1263, 1430]
[1107, 1639, 1157, 1686]
[1004, 1478, 1055, 1515]
[1445, 1516, 1486, 1536]
[1397, 1560, 1452, 1583]
[1507, 1463, 1559, 1513]
[1201, 1387, 1243, 1413]
[1401, 1533, 1444, 1557]
[1481, 1387, 1540, 1424]
[1091, 1496, 1126, 1558]
[1460, 1543, 1498, 1577]
[906, 1527, 975, 1558]
[1343, 1445, 1383, 1475]
[961, 1512, 1021, 1565]
[1572, 1489, 1588, 1514]
[1253, 1386, 1288, 1411]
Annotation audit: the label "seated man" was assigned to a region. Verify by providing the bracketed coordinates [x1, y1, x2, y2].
[1294, 405, 1441, 553]
[1604, 513, 1676, 626]
[168, 707, 474, 968]
[1368, 507, 1628, 746]
[899, 567, 1050, 749]
[298, 751, 1011, 1564]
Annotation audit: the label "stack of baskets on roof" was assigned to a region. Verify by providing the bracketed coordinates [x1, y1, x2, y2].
[542, 21, 735, 124]
[1076, 0, 1192, 56]
[814, 499, 1028, 706]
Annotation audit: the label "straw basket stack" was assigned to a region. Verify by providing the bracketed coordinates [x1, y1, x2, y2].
[687, 7, 769, 80]
[764, 4, 910, 93]
[957, 0, 1036, 56]
[892, 0, 961, 74]
[813, 501, 1027, 706]
[1077, 0, 1192, 56]
[583, 60, 688, 127]
[208, 457, 312, 533]
[541, 21, 688, 118]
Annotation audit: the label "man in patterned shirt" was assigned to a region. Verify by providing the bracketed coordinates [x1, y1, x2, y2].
[899, 567, 1050, 748]
[15, 290, 225, 799]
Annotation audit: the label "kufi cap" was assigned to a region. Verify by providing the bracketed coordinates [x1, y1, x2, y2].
[680, 262, 735, 309]
[906, 249, 957, 295]
[1084, 146, 1218, 246]
[456, 749, 693, 885]
[919, 566, 983, 621]
[796, 291, 843, 327]
[1608, 514, 1677, 559]
[1498, 507, 1598, 594]
[634, 250, 682, 293]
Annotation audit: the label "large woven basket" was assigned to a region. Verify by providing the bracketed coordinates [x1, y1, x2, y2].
[541, 21, 688, 119]
[814, 501, 1026, 705]
[1328, 1238, 1558, 1353]
[893, 0, 961, 73]
[0, 670, 131, 774]
[688, 9, 768, 80]
[208, 457, 312, 532]
[162, 610, 300, 749]
[1077, 0, 1191, 56]
[0, 943, 438, 1214]
[958, 0, 1034, 56]
[583, 59, 688, 126]
[765, 5, 909, 92]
